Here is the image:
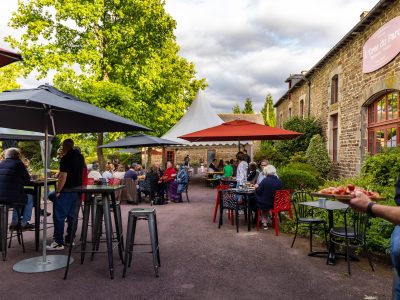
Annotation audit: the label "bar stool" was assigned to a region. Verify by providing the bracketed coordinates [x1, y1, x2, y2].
[123, 208, 161, 278]
[0, 204, 25, 261]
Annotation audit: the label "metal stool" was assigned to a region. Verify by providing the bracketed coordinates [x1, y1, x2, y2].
[123, 208, 161, 278]
[0, 204, 25, 261]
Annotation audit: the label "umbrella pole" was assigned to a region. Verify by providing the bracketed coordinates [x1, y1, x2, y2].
[13, 113, 74, 273]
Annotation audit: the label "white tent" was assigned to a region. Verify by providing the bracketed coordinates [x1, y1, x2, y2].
[162, 91, 245, 146]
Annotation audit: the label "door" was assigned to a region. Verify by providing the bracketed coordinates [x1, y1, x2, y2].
[207, 150, 216, 166]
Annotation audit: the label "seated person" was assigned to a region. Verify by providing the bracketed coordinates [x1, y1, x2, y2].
[247, 162, 259, 184]
[208, 159, 218, 173]
[142, 165, 160, 201]
[135, 163, 145, 175]
[255, 165, 282, 229]
[102, 162, 114, 180]
[113, 164, 126, 179]
[223, 160, 233, 178]
[168, 165, 189, 203]
[256, 159, 269, 185]
[124, 165, 138, 181]
[0, 149, 34, 230]
[217, 159, 224, 171]
[87, 162, 102, 180]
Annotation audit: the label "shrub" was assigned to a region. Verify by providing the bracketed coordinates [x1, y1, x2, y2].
[362, 147, 400, 186]
[285, 162, 320, 178]
[305, 134, 332, 178]
[275, 117, 322, 159]
[278, 168, 319, 191]
[253, 141, 286, 167]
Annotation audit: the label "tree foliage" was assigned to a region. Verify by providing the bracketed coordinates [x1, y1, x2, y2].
[261, 93, 276, 126]
[7, 0, 206, 167]
[242, 97, 254, 114]
[275, 116, 322, 159]
[305, 134, 332, 178]
[0, 64, 22, 92]
[232, 104, 241, 114]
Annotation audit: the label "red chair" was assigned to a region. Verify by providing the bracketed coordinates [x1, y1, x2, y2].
[213, 185, 229, 223]
[257, 190, 293, 236]
[108, 178, 121, 186]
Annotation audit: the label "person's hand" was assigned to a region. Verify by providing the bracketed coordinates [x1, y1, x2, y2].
[348, 191, 372, 213]
[254, 184, 259, 188]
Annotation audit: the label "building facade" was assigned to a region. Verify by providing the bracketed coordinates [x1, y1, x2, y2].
[274, 0, 400, 177]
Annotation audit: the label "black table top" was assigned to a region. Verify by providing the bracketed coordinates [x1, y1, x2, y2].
[229, 188, 255, 195]
[64, 185, 125, 193]
[300, 200, 348, 211]
[27, 178, 58, 186]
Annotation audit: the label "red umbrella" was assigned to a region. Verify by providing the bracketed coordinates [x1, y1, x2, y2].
[0, 47, 22, 67]
[178, 120, 302, 143]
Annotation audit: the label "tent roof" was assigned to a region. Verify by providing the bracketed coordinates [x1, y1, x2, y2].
[161, 91, 247, 146]
[99, 133, 180, 148]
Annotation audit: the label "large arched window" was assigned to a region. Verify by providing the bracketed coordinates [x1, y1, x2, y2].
[368, 91, 399, 154]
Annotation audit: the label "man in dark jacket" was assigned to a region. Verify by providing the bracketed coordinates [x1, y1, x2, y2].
[47, 139, 84, 250]
[0, 148, 34, 230]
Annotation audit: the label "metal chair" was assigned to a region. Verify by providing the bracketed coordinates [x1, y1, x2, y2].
[213, 184, 229, 223]
[218, 189, 247, 233]
[290, 191, 328, 253]
[329, 207, 374, 275]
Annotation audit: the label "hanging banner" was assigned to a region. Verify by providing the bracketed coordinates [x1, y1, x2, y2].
[363, 16, 400, 73]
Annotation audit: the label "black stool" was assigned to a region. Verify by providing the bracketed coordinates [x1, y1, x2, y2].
[123, 208, 161, 278]
[0, 204, 25, 261]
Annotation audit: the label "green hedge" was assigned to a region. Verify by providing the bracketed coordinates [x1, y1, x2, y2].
[278, 167, 319, 191]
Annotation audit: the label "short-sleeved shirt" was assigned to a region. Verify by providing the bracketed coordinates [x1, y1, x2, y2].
[60, 149, 84, 190]
[223, 165, 233, 177]
[124, 169, 138, 180]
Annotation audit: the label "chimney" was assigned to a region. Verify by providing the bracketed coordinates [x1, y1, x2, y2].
[360, 11, 369, 20]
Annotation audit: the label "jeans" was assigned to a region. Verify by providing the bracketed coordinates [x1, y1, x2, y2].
[12, 189, 34, 226]
[391, 226, 400, 299]
[48, 191, 79, 245]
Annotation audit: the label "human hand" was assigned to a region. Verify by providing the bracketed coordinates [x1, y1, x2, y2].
[254, 184, 259, 188]
[348, 191, 372, 213]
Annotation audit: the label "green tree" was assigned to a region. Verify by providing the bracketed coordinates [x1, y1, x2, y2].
[0, 64, 21, 92]
[7, 0, 206, 168]
[305, 134, 332, 178]
[261, 93, 276, 126]
[232, 104, 241, 114]
[242, 97, 254, 114]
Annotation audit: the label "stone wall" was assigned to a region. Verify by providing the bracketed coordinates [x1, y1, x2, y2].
[276, 0, 400, 177]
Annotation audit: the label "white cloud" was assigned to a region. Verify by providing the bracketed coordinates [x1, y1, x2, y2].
[1, 0, 379, 112]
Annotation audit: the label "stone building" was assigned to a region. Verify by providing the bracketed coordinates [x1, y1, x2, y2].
[274, 0, 400, 177]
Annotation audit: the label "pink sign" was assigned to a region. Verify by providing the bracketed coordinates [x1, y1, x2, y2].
[363, 16, 400, 73]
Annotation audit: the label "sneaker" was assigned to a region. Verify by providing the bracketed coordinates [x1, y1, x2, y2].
[64, 241, 76, 247]
[46, 241, 64, 251]
[21, 223, 35, 231]
[262, 223, 268, 230]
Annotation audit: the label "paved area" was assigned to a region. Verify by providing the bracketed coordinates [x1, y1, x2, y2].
[0, 175, 393, 299]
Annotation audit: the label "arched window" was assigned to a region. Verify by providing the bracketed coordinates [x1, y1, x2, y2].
[368, 91, 399, 154]
[331, 75, 339, 104]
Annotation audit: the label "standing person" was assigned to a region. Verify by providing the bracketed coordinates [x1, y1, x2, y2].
[236, 152, 248, 187]
[243, 149, 251, 164]
[47, 139, 84, 250]
[223, 160, 233, 178]
[184, 155, 190, 168]
[0, 148, 33, 230]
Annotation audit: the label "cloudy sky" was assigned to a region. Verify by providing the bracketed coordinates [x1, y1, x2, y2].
[1, 0, 378, 112]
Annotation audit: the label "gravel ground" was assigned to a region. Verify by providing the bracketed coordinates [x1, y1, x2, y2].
[0, 174, 393, 300]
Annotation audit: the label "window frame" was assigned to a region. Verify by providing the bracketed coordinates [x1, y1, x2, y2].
[367, 91, 400, 154]
[330, 74, 339, 105]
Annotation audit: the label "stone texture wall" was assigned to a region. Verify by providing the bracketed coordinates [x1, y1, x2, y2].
[276, 0, 400, 177]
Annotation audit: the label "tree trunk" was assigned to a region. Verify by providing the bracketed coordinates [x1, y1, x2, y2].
[97, 133, 106, 171]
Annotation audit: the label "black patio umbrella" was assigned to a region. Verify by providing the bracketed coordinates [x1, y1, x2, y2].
[0, 85, 150, 273]
[99, 133, 180, 148]
[99, 133, 180, 167]
[0, 127, 46, 141]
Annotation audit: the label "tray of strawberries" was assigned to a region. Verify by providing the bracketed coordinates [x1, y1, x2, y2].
[312, 184, 384, 203]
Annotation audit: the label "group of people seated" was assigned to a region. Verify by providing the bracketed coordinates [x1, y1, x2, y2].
[87, 161, 144, 182]
[220, 150, 282, 230]
[140, 161, 189, 204]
